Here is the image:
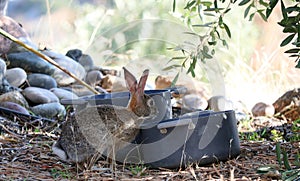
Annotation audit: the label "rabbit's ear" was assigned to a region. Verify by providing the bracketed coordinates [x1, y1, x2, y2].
[137, 69, 149, 95]
[123, 67, 137, 92]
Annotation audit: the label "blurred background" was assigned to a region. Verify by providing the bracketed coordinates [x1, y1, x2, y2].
[6, 0, 300, 110]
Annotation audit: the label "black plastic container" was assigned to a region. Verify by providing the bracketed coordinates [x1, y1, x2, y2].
[61, 91, 240, 168]
[136, 110, 240, 168]
[61, 89, 172, 121]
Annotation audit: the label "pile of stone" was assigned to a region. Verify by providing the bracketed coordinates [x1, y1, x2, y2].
[0, 15, 120, 119]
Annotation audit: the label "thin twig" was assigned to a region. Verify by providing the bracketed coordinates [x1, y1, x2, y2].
[0, 28, 100, 94]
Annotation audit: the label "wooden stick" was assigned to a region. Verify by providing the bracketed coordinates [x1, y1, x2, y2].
[0, 28, 100, 95]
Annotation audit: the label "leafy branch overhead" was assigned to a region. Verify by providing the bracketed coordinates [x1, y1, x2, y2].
[170, 0, 300, 77]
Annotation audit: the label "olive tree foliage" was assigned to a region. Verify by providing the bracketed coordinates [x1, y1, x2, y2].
[168, 0, 300, 78]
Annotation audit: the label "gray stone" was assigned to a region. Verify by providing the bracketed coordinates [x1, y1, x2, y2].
[27, 73, 57, 90]
[6, 51, 56, 75]
[31, 102, 66, 119]
[182, 94, 208, 110]
[78, 54, 94, 72]
[0, 91, 29, 108]
[22, 87, 59, 104]
[61, 85, 94, 97]
[65, 49, 82, 61]
[5, 67, 27, 87]
[41, 50, 86, 86]
[0, 101, 29, 115]
[0, 16, 33, 54]
[0, 58, 6, 79]
[0, 58, 17, 93]
[85, 70, 103, 87]
[50, 88, 78, 101]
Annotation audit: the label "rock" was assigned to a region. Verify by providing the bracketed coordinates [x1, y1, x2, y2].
[85, 70, 103, 87]
[208, 96, 233, 111]
[27, 73, 57, 89]
[0, 0, 8, 16]
[182, 94, 208, 110]
[65, 49, 82, 61]
[78, 54, 94, 72]
[154, 74, 209, 99]
[0, 16, 33, 54]
[101, 74, 127, 92]
[31, 102, 66, 119]
[50, 88, 78, 100]
[0, 101, 29, 115]
[0, 91, 29, 108]
[6, 51, 56, 75]
[22, 87, 59, 105]
[0, 59, 19, 93]
[251, 102, 275, 117]
[5, 67, 27, 87]
[42, 50, 86, 86]
[273, 88, 300, 122]
[155, 75, 172, 90]
[61, 85, 95, 97]
[0, 58, 6, 78]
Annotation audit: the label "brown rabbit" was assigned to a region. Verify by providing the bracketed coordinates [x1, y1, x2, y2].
[52, 67, 157, 164]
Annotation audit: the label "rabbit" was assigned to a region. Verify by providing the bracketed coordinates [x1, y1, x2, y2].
[52, 67, 157, 164]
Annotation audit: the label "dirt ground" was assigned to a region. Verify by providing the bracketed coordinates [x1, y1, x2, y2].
[0, 115, 299, 181]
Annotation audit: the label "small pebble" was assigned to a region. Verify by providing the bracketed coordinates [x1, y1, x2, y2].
[85, 70, 103, 87]
[208, 96, 233, 111]
[78, 54, 94, 72]
[0, 101, 29, 115]
[31, 102, 66, 119]
[0, 91, 29, 108]
[61, 85, 95, 97]
[5, 67, 27, 87]
[6, 51, 56, 75]
[27, 73, 57, 90]
[251, 102, 275, 117]
[65, 49, 82, 61]
[42, 50, 86, 86]
[0, 58, 6, 79]
[50, 88, 79, 100]
[22, 87, 59, 105]
[0, 16, 32, 54]
[182, 94, 208, 110]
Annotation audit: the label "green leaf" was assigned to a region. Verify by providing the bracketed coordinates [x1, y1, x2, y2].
[285, 6, 300, 13]
[204, 8, 224, 12]
[280, 0, 288, 20]
[172, 0, 176, 12]
[284, 48, 300, 54]
[218, 16, 223, 26]
[276, 142, 282, 167]
[283, 26, 297, 33]
[244, 4, 252, 18]
[224, 8, 231, 14]
[171, 72, 180, 87]
[239, 0, 251, 6]
[282, 149, 292, 170]
[258, 10, 267, 22]
[296, 59, 300, 68]
[249, 12, 255, 21]
[266, 0, 279, 18]
[202, 1, 212, 7]
[184, 0, 196, 9]
[280, 34, 296, 47]
[214, 0, 218, 9]
[163, 64, 182, 71]
[223, 23, 231, 38]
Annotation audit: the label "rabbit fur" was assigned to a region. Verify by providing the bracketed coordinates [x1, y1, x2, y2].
[52, 67, 157, 163]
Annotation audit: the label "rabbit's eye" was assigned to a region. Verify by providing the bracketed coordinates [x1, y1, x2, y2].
[147, 99, 154, 107]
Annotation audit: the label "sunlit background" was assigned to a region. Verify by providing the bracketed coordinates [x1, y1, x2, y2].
[7, 0, 300, 111]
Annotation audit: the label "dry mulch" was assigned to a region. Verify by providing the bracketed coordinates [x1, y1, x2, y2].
[0, 115, 299, 180]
